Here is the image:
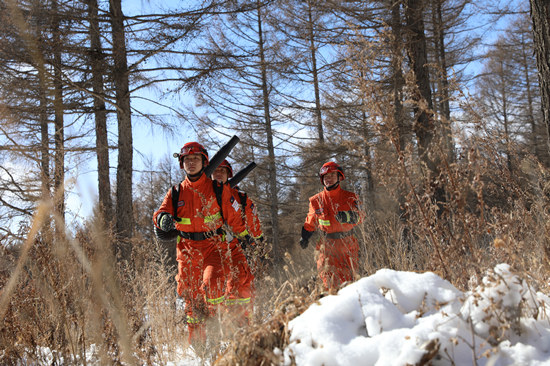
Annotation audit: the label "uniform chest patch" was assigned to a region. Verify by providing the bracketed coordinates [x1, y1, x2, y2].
[232, 199, 240, 212]
[177, 200, 185, 207]
[315, 208, 323, 215]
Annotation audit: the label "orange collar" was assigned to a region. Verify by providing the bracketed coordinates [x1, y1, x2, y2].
[324, 184, 342, 197]
[185, 172, 207, 187]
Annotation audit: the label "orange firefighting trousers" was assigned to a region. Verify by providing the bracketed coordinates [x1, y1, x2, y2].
[223, 238, 254, 325]
[316, 235, 359, 291]
[176, 237, 226, 343]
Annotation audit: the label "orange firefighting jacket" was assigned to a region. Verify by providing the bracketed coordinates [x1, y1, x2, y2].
[230, 186, 263, 240]
[303, 185, 361, 234]
[153, 173, 247, 238]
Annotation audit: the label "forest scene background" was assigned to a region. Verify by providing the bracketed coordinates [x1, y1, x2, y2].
[2, 0, 550, 364]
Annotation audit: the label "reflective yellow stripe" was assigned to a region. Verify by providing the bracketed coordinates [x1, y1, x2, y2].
[225, 297, 251, 306]
[238, 230, 249, 237]
[204, 211, 222, 223]
[343, 212, 350, 222]
[225, 298, 237, 306]
[319, 219, 331, 226]
[177, 217, 191, 225]
[206, 295, 225, 305]
[186, 315, 204, 324]
[237, 297, 251, 304]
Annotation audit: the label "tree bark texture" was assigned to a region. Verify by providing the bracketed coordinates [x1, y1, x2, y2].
[432, 0, 455, 163]
[52, 0, 66, 236]
[405, 0, 446, 214]
[306, 0, 324, 143]
[88, 0, 113, 226]
[257, 2, 281, 256]
[530, 0, 550, 155]
[391, 0, 407, 155]
[110, 0, 134, 245]
[405, 0, 435, 170]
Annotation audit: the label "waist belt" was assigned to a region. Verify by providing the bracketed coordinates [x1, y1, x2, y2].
[324, 230, 354, 239]
[179, 227, 225, 241]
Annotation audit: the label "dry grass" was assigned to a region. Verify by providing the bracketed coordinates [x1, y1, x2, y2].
[2, 140, 550, 365]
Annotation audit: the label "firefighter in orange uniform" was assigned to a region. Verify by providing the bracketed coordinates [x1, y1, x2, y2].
[299, 161, 363, 291]
[153, 142, 252, 346]
[211, 160, 265, 323]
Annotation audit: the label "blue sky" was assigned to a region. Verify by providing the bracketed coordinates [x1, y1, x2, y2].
[67, 0, 527, 221]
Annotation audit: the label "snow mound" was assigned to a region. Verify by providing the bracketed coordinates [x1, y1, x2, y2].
[281, 264, 550, 366]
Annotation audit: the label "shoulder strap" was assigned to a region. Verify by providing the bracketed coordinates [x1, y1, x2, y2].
[238, 191, 248, 210]
[171, 182, 181, 219]
[212, 180, 225, 221]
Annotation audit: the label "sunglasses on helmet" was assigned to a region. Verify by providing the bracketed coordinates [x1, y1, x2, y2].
[181, 146, 206, 155]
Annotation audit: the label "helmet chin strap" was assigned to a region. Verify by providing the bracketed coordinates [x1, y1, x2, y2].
[187, 171, 202, 179]
[325, 178, 340, 191]
[186, 166, 205, 181]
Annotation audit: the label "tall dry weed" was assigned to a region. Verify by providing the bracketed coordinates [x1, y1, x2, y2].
[1, 204, 141, 365]
[3, 117, 550, 365]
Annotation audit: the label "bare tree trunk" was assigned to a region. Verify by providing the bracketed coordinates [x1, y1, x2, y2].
[432, 0, 455, 163]
[499, 62, 513, 172]
[52, 0, 65, 239]
[530, 0, 550, 156]
[306, 0, 324, 144]
[360, 102, 375, 210]
[391, 0, 412, 244]
[88, 0, 113, 226]
[38, 74, 51, 206]
[520, 30, 545, 164]
[6, 0, 54, 236]
[405, 0, 434, 163]
[405, 0, 446, 213]
[257, 2, 281, 257]
[391, 0, 407, 156]
[110, 0, 134, 251]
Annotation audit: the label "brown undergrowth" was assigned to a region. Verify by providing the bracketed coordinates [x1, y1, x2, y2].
[1, 148, 550, 365]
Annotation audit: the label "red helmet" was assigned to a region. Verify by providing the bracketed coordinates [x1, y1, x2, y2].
[319, 161, 345, 183]
[219, 159, 233, 178]
[177, 142, 208, 168]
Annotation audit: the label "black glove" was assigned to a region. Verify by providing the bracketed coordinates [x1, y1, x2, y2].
[335, 211, 359, 224]
[299, 227, 314, 249]
[158, 213, 175, 232]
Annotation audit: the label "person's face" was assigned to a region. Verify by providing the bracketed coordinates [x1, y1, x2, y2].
[183, 154, 203, 175]
[212, 166, 229, 183]
[323, 171, 339, 187]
